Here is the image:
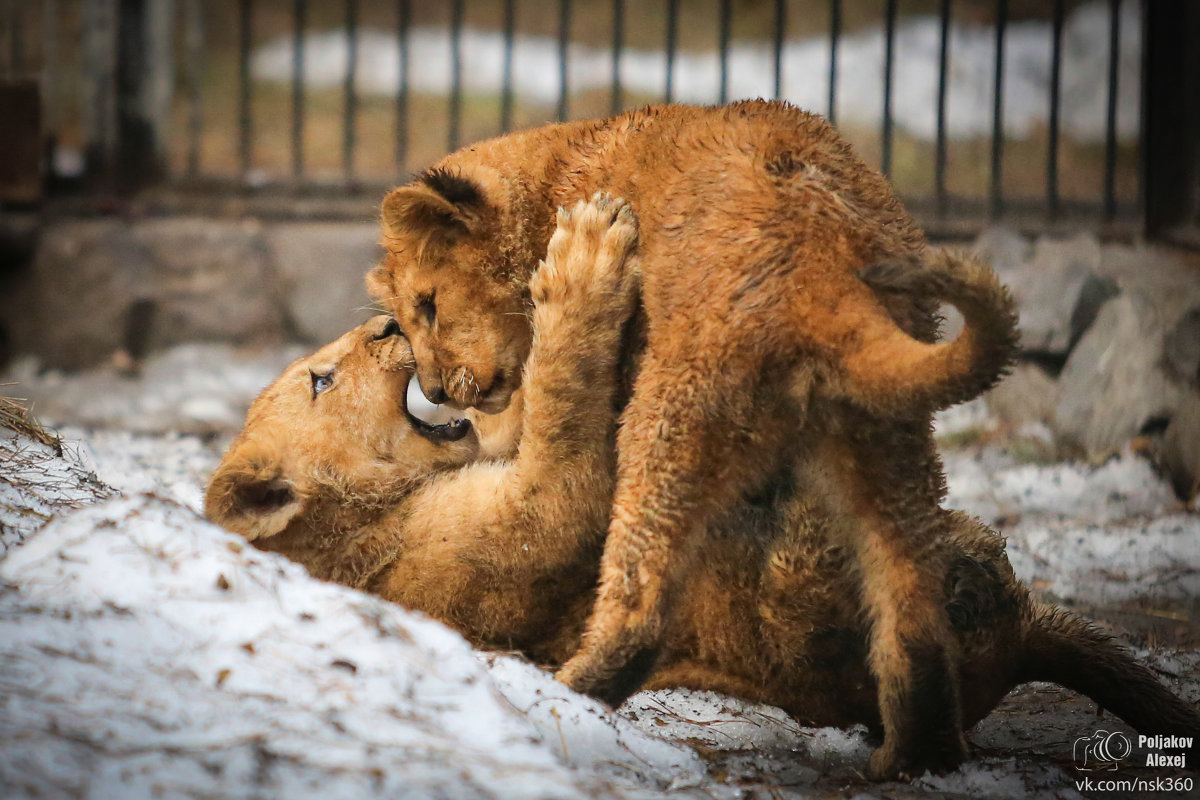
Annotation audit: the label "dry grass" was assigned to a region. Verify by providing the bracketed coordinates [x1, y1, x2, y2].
[0, 393, 58, 450]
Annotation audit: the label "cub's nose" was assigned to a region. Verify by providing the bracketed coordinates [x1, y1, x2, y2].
[424, 384, 448, 404]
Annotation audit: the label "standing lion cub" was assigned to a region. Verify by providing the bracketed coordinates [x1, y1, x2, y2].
[367, 100, 1018, 776]
[208, 198, 1200, 773]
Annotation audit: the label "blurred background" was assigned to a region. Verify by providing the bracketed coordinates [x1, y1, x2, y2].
[3, 1, 1195, 224]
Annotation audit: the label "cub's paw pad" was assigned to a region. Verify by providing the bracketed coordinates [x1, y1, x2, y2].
[535, 193, 639, 306]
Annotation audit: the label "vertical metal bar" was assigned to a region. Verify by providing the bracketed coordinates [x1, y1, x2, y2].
[990, 0, 1007, 217]
[145, 0, 174, 175]
[7, 0, 22, 75]
[115, 0, 170, 185]
[828, 0, 840, 124]
[772, 0, 785, 100]
[556, 0, 570, 121]
[343, 0, 358, 181]
[500, 0, 515, 132]
[82, 0, 118, 176]
[42, 0, 59, 133]
[185, 0, 204, 178]
[238, 0, 252, 181]
[935, 0, 950, 216]
[610, 0, 623, 115]
[395, 0, 409, 176]
[1142, 0, 1200, 238]
[448, 0, 463, 152]
[1103, 0, 1122, 220]
[881, 0, 897, 178]
[1047, 0, 1064, 218]
[291, 0, 306, 181]
[718, 0, 731, 104]
[664, 0, 679, 102]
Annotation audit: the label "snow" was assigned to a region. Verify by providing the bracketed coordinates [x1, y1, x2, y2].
[942, 444, 1200, 605]
[0, 425, 111, 556]
[4, 343, 306, 435]
[251, 0, 1141, 143]
[2, 337, 1198, 798]
[0, 470, 856, 799]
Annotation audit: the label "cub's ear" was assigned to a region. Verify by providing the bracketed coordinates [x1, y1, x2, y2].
[365, 263, 392, 302]
[381, 167, 492, 243]
[205, 439, 303, 542]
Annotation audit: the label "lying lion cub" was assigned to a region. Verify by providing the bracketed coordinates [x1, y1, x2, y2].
[209, 198, 1200, 770]
[368, 100, 1019, 776]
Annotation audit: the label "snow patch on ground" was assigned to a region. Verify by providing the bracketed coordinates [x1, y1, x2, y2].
[5, 343, 305, 434]
[0, 426, 111, 556]
[57, 426, 225, 513]
[940, 438, 1200, 606]
[944, 446, 1177, 526]
[0, 494, 715, 799]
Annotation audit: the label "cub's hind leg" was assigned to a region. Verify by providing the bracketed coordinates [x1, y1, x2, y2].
[555, 338, 791, 704]
[803, 419, 968, 779]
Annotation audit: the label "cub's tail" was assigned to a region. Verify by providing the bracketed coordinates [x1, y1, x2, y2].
[837, 249, 1019, 416]
[1019, 604, 1200, 757]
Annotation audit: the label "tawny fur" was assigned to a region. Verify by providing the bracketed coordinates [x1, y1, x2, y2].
[208, 200, 1200, 768]
[367, 100, 1020, 776]
[208, 200, 1200, 772]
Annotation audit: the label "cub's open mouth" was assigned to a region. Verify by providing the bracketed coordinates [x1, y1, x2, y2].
[405, 374, 473, 442]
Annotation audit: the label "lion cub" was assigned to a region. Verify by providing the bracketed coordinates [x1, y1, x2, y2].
[368, 101, 1019, 776]
[208, 197, 639, 659]
[210, 199, 1200, 770]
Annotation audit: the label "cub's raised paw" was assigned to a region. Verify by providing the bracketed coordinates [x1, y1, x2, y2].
[530, 191, 639, 312]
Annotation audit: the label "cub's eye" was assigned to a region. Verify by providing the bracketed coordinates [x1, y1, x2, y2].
[310, 370, 334, 398]
[416, 295, 437, 325]
[373, 318, 403, 340]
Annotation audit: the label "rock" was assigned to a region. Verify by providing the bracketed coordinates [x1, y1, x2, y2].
[0, 219, 287, 369]
[973, 229, 1119, 360]
[1016, 234, 1115, 357]
[971, 227, 1031, 280]
[264, 222, 381, 344]
[1067, 272, 1122, 350]
[985, 363, 1059, 429]
[1163, 394, 1200, 505]
[1053, 291, 1190, 457]
[1164, 307, 1200, 384]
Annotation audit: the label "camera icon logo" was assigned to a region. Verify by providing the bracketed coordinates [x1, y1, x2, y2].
[1073, 730, 1132, 771]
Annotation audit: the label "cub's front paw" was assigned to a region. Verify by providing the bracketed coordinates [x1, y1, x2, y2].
[530, 191, 639, 314]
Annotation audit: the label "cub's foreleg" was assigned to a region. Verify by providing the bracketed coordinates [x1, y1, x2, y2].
[378, 195, 639, 644]
[556, 336, 793, 704]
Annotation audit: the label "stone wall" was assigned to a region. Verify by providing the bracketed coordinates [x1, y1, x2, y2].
[0, 217, 382, 370]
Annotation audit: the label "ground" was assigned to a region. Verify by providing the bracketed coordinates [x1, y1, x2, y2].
[1, 342, 1198, 799]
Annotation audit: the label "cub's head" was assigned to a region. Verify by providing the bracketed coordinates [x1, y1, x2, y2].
[369, 166, 548, 414]
[205, 315, 479, 543]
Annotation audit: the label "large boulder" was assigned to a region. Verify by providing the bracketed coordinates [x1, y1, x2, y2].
[0, 219, 288, 370]
[974, 230, 1117, 359]
[1163, 393, 1200, 506]
[984, 362, 1059, 431]
[1053, 289, 1199, 458]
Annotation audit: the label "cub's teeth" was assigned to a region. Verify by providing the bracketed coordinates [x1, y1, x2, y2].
[406, 374, 468, 425]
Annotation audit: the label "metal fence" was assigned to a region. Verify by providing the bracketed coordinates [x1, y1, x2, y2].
[2, 0, 1199, 241]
